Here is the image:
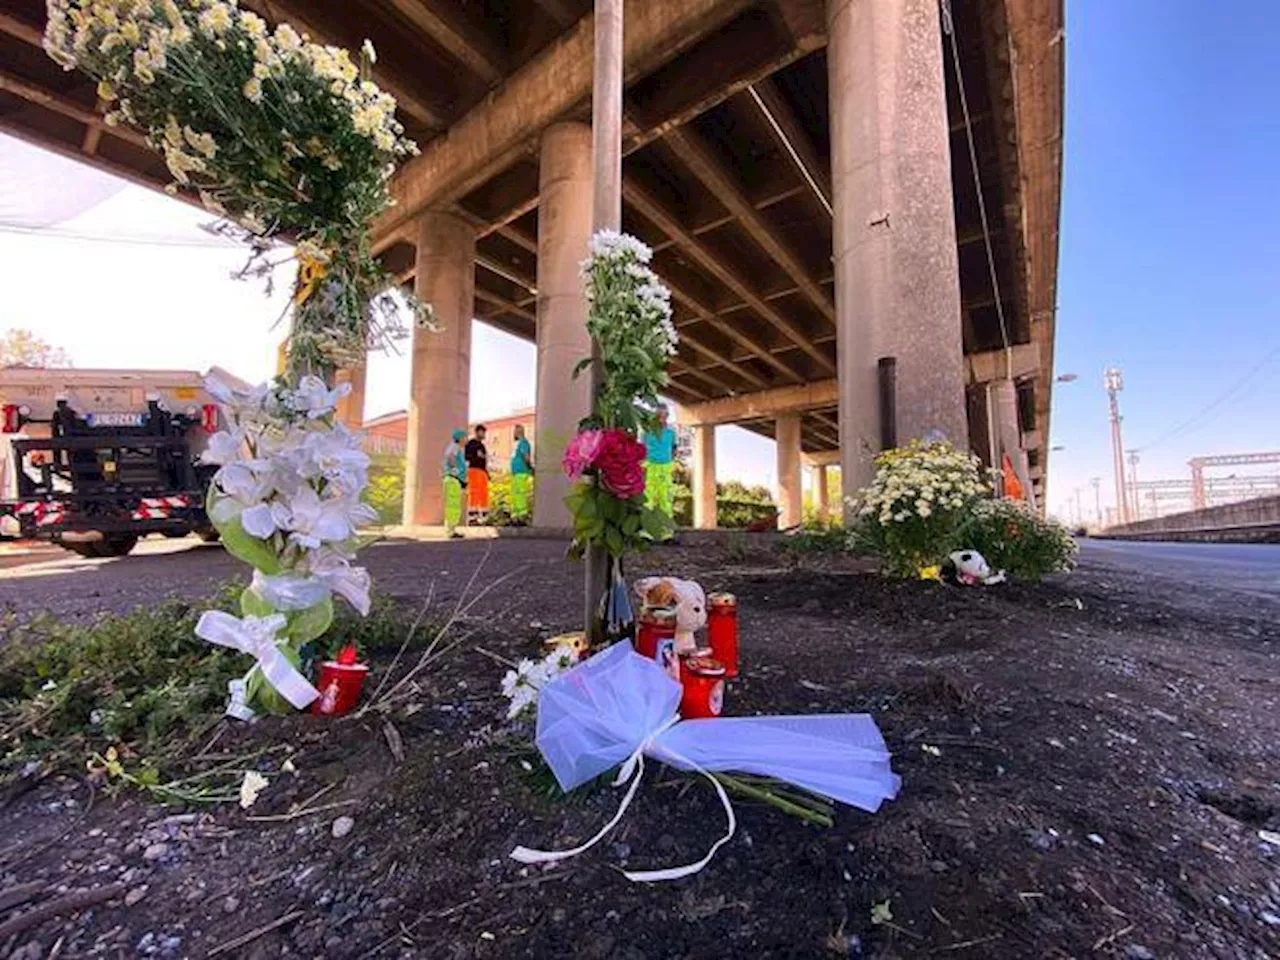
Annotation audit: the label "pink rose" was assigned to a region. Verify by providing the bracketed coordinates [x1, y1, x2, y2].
[596, 429, 646, 500]
[562, 429, 603, 482]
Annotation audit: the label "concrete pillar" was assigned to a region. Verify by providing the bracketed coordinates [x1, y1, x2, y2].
[776, 413, 802, 529]
[403, 211, 474, 525]
[533, 122, 594, 528]
[815, 464, 830, 518]
[692, 424, 717, 530]
[828, 0, 968, 518]
[334, 361, 367, 431]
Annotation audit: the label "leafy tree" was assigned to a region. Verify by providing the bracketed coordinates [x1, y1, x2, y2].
[1, 329, 72, 368]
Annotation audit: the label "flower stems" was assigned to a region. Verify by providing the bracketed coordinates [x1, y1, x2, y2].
[710, 771, 834, 828]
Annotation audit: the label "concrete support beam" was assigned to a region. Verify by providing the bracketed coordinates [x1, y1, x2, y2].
[692, 424, 718, 530]
[533, 123, 594, 528]
[334, 362, 367, 432]
[803, 449, 841, 468]
[403, 212, 475, 525]
[681, 379, 838, 427]
[374, 0, 750, 243]
[965, 342, 1041, 384]
[829, 0, 968, 514]
[382, 0, 506, 85]
[776, 413, 803, 529]
[814, 464, 831, 518]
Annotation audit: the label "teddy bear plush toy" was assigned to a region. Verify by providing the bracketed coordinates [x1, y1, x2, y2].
[634, 577, 707, 653]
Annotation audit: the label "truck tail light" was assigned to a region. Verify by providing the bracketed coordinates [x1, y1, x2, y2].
[201, 404, 218, 434]
[2, 404, 24, 433]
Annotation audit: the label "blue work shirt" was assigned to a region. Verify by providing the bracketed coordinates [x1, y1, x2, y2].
[511, 437, 533, 475]
[643, 426, 676, 465]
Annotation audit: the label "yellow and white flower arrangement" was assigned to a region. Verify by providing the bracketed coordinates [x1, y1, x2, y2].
[44, 0, 428, 378]
[851, 441, 991, 577]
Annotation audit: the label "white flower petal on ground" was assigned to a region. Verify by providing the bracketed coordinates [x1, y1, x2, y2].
[238, 770, 269, 809]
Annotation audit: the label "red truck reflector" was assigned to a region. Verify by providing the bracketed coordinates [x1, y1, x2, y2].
[2, 404, 23, 433]
[201, 404, 218, 433]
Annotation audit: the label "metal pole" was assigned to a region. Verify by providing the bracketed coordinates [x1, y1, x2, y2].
[1105, 368, 1128, 524]
[1133, 455, 1141, 519]
[1090, 476, 1102, 527]
[584, 0, 623, 636]
[877, 356, 898, 450]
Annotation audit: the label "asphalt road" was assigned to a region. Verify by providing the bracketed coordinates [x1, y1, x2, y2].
[1080, 537, 1280, 597]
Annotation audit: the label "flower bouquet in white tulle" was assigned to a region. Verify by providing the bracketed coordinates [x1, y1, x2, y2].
[509, 643, 901, 882]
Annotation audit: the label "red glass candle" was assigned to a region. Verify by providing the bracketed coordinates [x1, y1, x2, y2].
[679, 656, 726, 720]
[636, 606, 677, 659]
[706, 592, 738, 678]
[311, 644, 369, 717]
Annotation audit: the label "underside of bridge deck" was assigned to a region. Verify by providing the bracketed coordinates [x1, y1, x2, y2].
[0, 0, 1062, 510]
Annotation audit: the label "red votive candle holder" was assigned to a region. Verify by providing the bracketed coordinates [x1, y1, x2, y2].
[636, 607, 682, 684]
[706, 592, 738, 678]
[311, 644, 369, 717]
[679, 655, 726, 720]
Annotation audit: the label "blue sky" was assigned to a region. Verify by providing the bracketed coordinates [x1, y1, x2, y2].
[1049, 0, 1280, 517]
[3, 0, 1278, 508]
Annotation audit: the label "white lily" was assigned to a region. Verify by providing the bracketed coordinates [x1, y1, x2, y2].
[308, 549, 371, 615]
[283, 486, 374, 549]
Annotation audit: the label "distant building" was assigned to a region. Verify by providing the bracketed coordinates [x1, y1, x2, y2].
[362, 408, 535, 472]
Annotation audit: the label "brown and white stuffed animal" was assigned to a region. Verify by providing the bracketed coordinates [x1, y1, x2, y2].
[634, 577, 707, 653]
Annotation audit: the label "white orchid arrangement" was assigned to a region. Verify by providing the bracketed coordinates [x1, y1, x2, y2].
[197, 373, 376, 714]
[500, 646, 580, 722]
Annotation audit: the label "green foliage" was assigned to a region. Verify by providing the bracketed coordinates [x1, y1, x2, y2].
[566, 480, 674, 560]
[365, 454, 405, 526]
[780, 526, 853, 560]
[0, 585, 410, 773]
[959, 498, 1078, 581]
[0, 587, 245, 768]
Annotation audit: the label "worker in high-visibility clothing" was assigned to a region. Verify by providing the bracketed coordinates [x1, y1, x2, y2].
[442, 429, 467, 538]
[509, 424, 534, 525]
[641, 405, 677, 520]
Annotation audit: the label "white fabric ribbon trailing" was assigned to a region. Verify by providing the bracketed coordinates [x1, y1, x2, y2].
[195, 611, 319, 714]
[510, 715, 738, 883]
[508, 643, 900, 884]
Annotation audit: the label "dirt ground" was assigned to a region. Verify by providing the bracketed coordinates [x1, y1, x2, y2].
[0, 537, 1277, 959]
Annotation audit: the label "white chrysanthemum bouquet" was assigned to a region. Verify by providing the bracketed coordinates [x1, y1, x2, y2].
[851, 441, 992, 577]
[43, 0, 428, 376]
[44, 0, 430, 715]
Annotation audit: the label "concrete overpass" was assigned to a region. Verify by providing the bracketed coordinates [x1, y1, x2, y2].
[0, 0, 1064, 528]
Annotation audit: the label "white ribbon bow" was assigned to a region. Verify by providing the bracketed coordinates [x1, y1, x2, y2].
[224, 676, 256, 721]
[195, 611, 319, 713]
[510, 714, 738, 883]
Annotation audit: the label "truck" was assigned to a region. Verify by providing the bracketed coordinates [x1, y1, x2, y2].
[0, 366, 244, 557]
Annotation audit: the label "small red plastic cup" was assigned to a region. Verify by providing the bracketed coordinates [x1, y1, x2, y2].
[679, 656, 726, 719]
[311, 644, 369, 717]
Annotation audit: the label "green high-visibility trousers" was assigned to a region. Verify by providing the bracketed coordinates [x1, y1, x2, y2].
[510, 473, 532, 521]
[645, 461, 674, 518]
[444, 476, 464, 533]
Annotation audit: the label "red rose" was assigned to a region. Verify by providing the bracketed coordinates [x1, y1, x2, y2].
[595, 429, 646, 500]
